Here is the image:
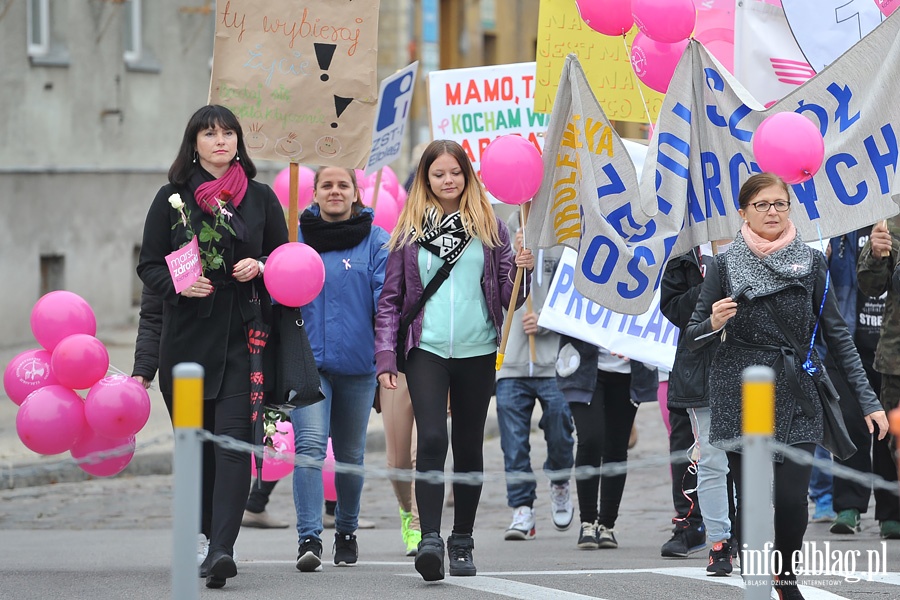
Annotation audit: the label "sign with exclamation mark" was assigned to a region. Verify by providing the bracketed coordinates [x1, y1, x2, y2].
[314, 43, 337, 81]
[208, 1, 379, 168]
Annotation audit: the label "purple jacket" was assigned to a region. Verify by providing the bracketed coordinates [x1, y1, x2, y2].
[374, 216, 528, 376]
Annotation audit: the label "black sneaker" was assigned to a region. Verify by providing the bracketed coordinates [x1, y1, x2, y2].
[205, 551, 237, 589]
[296, 537, 323, 572]
[706, 540, 733, 576]
[577, 521, 599, 549]
[414, 533, 445, 581]
[333, 532, 358, 566]
[660, 523, 706, 557]
[447, 533, 476, 576]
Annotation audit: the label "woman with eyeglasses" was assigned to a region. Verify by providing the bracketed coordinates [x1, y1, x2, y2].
[683, 172, 888, 600]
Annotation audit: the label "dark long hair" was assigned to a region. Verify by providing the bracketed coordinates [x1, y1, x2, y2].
[738, 172, 789, 208]
[167, 105, 257, 185]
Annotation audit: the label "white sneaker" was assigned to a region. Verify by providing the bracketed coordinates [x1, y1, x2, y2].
[550, 482, 574, 531]
[504, 506, 536, 540]
[197, 534, 209, 566]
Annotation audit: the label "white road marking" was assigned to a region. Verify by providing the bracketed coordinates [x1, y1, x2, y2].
[439, 576, 603, 599]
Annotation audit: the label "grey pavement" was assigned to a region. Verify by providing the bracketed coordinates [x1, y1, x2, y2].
[2, 326, 900, 598]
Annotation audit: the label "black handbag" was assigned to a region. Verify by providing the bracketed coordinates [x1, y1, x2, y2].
[272, 304, 325, 410]
[396, 260, 456, 372]
[761, 297, 857, 460]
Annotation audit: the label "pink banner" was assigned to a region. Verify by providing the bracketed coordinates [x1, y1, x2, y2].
[166, 237, 201, 294]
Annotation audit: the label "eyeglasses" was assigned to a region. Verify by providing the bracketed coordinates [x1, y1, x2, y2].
[750, 201, 791, 213]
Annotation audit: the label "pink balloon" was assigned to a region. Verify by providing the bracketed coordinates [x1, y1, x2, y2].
[3, 348, 58, 406]
[273, 166, 315, 211]
[630, 32, 689, 94]
[379, 166, 400, 199]
[85, 375, 151, 439]
[323, 437, 336, 502]
[354, 169, 373, 188]
[875, 0, 900, 17]
[71, 430, 135, 477]
[30, 291, 97, 352]
[480, 135, 544, 205]
[752, 112, 825, 185]
[51, 334, 110, 390]
[373, 190, 401, 233]
[633, 0, 696, 44]
[396, 186, 408, 207]
[251, 421, 295, 481]
[263, 242, 326, 308]
[576, 0, 634, 36]
[16, 385, 86, 455]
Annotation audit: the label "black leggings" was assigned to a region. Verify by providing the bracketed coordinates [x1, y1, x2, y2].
[165, 391, 252, 556]
[405, 348, 496, 537]
[570, 370, 637, 528]
[728, 443, 814, 582]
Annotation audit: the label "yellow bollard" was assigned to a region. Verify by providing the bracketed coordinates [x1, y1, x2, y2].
[172, 363, 204, 600]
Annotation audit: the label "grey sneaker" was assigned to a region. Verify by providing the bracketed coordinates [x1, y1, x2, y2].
[577, 522, 599, 549]
[597, 525, 618, 549]
[550, 482, 574, 531]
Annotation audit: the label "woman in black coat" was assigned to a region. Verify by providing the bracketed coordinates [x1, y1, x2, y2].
[137, 105, 288, 589]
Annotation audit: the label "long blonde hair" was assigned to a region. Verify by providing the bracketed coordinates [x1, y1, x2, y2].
[387, 140, 500, 250]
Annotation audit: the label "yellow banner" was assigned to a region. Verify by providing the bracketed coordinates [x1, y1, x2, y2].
[535, 0, 664, 123]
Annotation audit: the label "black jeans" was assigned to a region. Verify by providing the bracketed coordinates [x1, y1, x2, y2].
[405, 348, 496, 537]
[728, 443, 814, 582]
[246, 479, 278, 513]
[832, 364, 900, 520]
[669, 409, 703, 529]
[570, 370, 637, 528]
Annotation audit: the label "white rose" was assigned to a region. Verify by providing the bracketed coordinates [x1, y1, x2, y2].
[264, 423, 277, 437]
[168, 193, 185, 210]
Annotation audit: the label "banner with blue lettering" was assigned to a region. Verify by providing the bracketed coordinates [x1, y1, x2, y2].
[529, 14, 900, 314]
[538, 248, 678, 371]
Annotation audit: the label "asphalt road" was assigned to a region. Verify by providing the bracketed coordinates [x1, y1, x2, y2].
[2, 403, 900, 599]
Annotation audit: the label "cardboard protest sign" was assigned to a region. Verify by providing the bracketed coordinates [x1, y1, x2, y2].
[366, 61, 418, 174]
[167, 237, 201, 294]
[427, 62, 546, 183]
[528, 13, 900, 314]
[538, 248, 678, 371]
[209, 0, 380, 168]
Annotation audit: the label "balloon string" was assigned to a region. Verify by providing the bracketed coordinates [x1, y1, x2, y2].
[624, 34, 655, 139]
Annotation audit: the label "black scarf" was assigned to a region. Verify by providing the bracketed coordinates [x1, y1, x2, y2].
[416, 209, 472, 264]
[300, 208, 373, 253]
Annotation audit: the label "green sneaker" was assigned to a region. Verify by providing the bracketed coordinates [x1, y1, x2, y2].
[830, 509, 861, 534]
[406, 529, 422, 556]
[880, 520, 900, 539]
[400, 508, 414, 552]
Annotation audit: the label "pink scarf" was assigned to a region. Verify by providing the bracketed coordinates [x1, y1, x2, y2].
[741, 220, 796, 258]
[195, 162, 248, 214]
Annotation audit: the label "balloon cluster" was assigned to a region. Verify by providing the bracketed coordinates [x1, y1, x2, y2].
[271, 165, 406, 233]
[3, 291, 150, 477]
[576, 0, 697, 94]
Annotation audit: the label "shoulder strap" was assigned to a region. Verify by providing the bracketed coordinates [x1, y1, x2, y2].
[399, 258, 458, 332]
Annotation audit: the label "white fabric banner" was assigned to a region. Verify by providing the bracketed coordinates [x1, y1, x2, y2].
[538, 248, 678, 371]
[528, 13, 900, 314]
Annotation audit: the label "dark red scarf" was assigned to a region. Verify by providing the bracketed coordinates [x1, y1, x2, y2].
[194, 162, 248, 215]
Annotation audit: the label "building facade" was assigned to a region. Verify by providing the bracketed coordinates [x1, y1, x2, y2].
[0, 0, 541, 347]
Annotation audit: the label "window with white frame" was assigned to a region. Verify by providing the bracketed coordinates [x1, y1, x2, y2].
[123, 0, 143, 64]
[27, 0, 50, 57]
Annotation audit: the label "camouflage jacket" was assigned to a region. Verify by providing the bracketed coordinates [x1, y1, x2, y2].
[857, 216, 900, 376]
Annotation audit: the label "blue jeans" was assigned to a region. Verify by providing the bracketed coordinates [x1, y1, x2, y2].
[689, 407, 732, 542]
[291, 370, 375, 542]
[808, 445, 833, 502]
[496, 378, 575, 508]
